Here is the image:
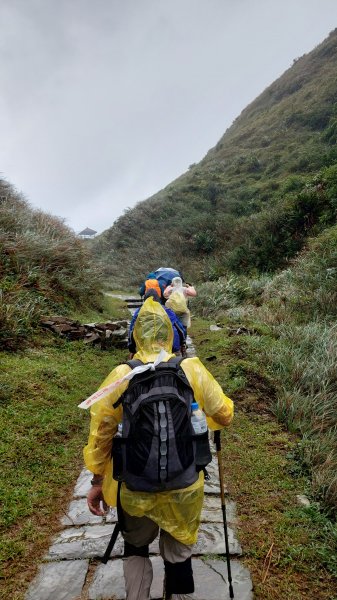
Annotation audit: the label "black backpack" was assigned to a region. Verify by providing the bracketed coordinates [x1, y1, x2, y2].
[112, 357, 206, 492]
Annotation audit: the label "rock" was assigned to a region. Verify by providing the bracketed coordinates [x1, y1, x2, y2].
[73, 468, 92, 498]
[84, 333, 101, 344]
[194, 523, 242, 556]
[210, 324, 222, 331]
[25, 560, 89, 600]
[201, 497, 236, 524]
[61, 498, 104, 526]
[296, 494, 311, 507]
[88, 557, 164, 599]
[110, 328, 127, 337]
[46, 524, 122, 560]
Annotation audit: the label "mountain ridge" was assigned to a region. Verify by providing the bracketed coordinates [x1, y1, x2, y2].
[92, 28, 337, 286]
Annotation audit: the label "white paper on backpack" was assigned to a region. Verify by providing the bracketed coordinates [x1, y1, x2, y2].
[78, 349, 168, 409]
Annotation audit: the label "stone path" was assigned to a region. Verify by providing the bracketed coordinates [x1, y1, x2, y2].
[25, 297, 253, 600]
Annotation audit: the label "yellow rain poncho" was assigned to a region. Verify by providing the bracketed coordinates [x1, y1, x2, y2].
[83, 297, 233, 545]
[165, 277, 191, 327]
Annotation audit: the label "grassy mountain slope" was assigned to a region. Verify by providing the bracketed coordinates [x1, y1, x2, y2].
[193, 222, 337, 515]
[0, 180, 102, 349]
[92, 28, 337, 286]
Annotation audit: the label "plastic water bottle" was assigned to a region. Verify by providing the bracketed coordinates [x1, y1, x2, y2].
[191, 402, 212, 471]
[191, 402, 208, 434]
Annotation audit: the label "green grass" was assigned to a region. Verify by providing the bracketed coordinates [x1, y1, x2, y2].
[191, 317, 337, 599]
[0, 298, 129, 599]
[68, 293, 131, 323]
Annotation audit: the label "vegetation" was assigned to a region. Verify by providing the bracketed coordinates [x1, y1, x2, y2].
[0, 181, 103, 350]
[192, 317, 337, 599]
[91, 28, 337, 286]
[88, 28, 337, 526]
[191, 224, 337, 516]
[1, 24, 337, 600]
[0, 296, 128, 600]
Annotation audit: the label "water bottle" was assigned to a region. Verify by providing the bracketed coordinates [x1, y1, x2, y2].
[191, 402, 212, 471]
[191, 402, 208, 434]
[112, 422, 124, 481]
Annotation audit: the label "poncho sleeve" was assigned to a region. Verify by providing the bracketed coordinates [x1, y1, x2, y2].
[181, 357, 234, 430]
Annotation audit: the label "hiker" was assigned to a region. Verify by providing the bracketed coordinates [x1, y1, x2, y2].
[153, 267, 183, 295]
[84, 297, 233, 600]
[164, 277, 197, 328]
[139, 272, 165, 301]
[128, 290, 187, 357]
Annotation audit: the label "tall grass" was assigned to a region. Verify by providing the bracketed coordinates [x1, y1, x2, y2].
[0, 180, 103, 349]
[193, 226, 337, 514]
[265, 322, 337, 511]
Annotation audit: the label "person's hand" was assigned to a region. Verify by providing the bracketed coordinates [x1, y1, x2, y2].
[87, 484, 108, 516]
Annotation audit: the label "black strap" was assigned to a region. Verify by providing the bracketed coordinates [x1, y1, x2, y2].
[126, 358, 143, 369]
[127, 356, 183, 370]
[113, 357, 187, 408]
[101, 522, 120, 564]
[101, 482, 122, 564]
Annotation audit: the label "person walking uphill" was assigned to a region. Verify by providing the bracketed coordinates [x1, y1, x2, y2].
[164, 277, 197, 328]
[128, 289, 187, 357]
[139, 271, 165, 301]
[83, 298, 234, 600]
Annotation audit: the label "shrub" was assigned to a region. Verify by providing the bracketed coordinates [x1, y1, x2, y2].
[0, 180, 103, 349]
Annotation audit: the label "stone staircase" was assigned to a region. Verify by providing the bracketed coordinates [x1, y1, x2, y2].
[25, 297, 253, 600]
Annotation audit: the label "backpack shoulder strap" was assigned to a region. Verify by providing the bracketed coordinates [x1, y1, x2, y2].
[126, 359, 143, 369]
[112, 359, 144, 408]
[155, 356, 192, 389]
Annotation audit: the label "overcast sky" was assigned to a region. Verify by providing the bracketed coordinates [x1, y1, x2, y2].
[1, 0, 337, 234]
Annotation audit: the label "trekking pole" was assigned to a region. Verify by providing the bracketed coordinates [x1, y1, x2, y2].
[214, 430, 234, 599]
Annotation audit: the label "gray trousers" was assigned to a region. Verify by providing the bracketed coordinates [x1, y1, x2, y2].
[122, 511, 194, 600]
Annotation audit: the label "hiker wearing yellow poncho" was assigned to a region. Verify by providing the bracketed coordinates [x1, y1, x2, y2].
[84, 297, 233, 600]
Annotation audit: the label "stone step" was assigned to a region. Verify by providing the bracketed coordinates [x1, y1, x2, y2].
[25, 560, 89, 600]
[26, 556, 253, 600]
[61, 496, 234, 529]
[88, 557, 252, 600]
[46, 518, 241, 562]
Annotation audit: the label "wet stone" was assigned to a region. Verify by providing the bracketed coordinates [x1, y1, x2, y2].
[46, 524, 124, 560]
[195, 523, 242, 556]
[88, 559, 125, 600]
[201, 497, 236, 524]
[25, 560, 89, 600]
[204, 456, 229, 495]
[61, 499, 117, 527]
[88, 557, 164, 599]
[193, 558, 253, 600]
[88, 557, 251, 600]
[61, 498, 103, 526]
[47, 525, 159, 561]
[205, 559, 253, 599]
[73, 468, 92, 498]
[204, 479, 221, 495]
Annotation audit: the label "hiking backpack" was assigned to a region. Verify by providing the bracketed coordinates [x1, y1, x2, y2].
[112, 357, 210, 492]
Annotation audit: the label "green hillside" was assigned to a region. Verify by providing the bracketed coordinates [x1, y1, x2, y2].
[0, 181, 102, 349]
[93, 28, 337, 286]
